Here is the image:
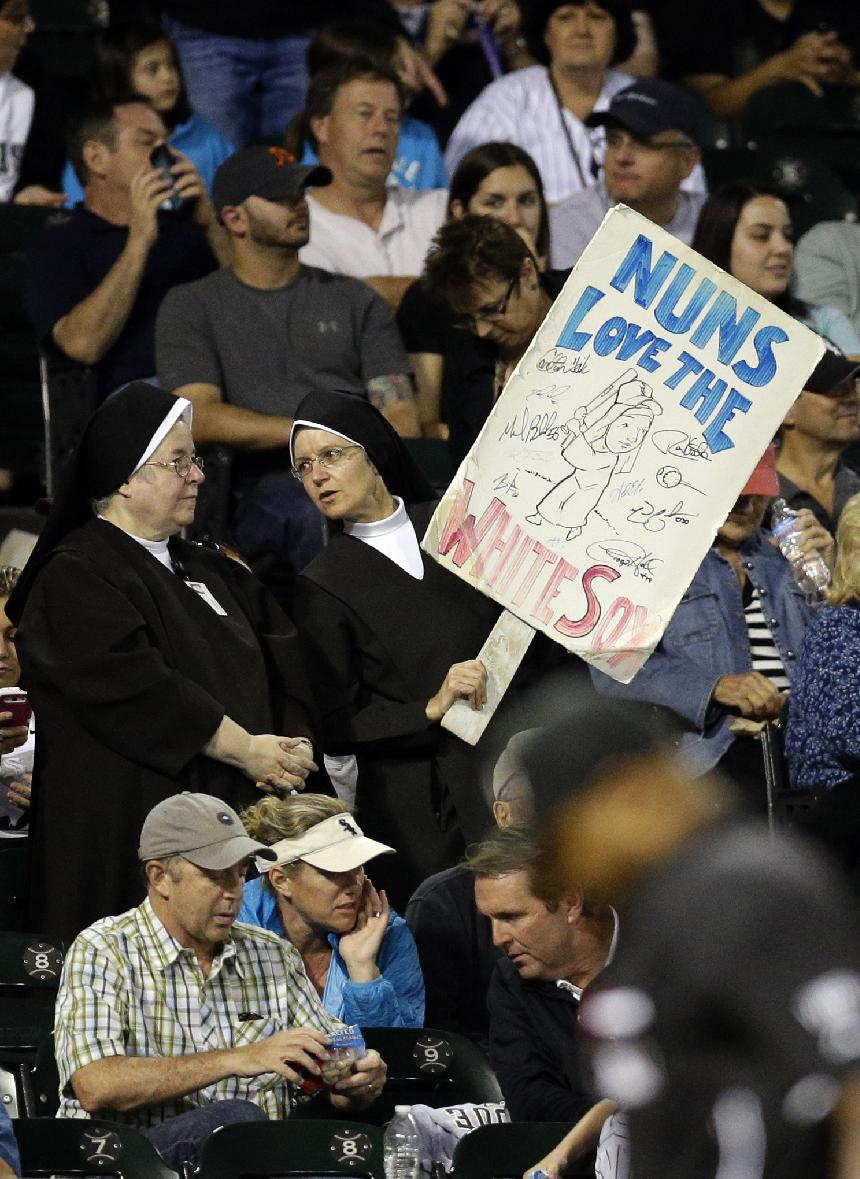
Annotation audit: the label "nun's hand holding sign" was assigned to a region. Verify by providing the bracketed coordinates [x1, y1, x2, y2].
[425, 659, 488, 723]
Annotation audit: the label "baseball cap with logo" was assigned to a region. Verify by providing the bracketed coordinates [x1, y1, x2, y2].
[586, 79, 705, 146]
[212, 145, 332, 215]
[139, 792, 277, 870]
[261, 814, 395, 873]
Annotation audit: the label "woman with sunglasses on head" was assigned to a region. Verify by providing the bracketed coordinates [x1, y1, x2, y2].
[288, 388, 556, 909]
[240, 793, 424, 1027]
[7, 383, 326, 941]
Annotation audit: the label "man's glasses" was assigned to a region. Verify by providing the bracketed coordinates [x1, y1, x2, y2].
[141, 454, 205, 479]
[291, 445, 362, 481]
[456, 276, 519, 333]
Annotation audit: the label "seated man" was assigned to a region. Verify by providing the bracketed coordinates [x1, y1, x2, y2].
[405, 730, 535, 1047]
[55, 792, 387, 1173]
[655, 0, 860, 120]
[777, 348, 860, 532]
[298, 61, 448, 311]
[469, 827, 616, 1122]
[549, 80, 706, 270]
[0, 0, 66, 207]
[26, 95, 224, 399]
[157, 144, 417, 574]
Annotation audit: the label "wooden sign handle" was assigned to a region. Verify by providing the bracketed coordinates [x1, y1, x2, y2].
[441, 610, 536, 746]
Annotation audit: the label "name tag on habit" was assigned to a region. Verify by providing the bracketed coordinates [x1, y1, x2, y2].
[185, 580, 228, 616]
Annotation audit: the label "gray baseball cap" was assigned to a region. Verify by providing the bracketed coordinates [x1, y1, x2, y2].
[138, 792, 277, 871]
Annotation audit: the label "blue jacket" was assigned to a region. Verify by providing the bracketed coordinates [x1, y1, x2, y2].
[239, 877, 425, 1028]
[592, 531, 813, 774]
[62, 112, 235, 204]
[786, 604, 860, 789]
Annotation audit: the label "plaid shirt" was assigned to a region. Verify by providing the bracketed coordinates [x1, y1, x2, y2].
[54, 898, 343, 1126]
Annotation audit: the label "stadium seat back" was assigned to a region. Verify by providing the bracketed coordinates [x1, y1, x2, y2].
[198, 1118, 385, 1179]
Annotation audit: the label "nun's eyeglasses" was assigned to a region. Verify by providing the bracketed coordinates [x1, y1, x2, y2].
[291, 445, 361, 481]
[141, 454, 206, 479]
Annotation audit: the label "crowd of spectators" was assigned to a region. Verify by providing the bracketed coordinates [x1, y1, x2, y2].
[4, 0, 860, 1176]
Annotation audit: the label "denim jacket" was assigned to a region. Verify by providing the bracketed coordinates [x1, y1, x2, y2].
[591, 530, 814, 774]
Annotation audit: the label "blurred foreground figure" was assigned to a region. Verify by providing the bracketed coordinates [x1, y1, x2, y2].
[523, 698, 860, 1179]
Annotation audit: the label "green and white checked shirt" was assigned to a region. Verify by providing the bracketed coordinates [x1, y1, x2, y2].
[54, 898, 344, 1127]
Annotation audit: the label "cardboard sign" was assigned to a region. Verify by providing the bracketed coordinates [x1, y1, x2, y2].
[423, 205, 824, 684]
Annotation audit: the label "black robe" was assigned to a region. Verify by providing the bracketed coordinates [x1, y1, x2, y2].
[16, 518, 321, 941]
[292, 503, 522, 908]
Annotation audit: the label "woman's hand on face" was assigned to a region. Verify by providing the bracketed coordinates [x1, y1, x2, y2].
[426, 660, 488, 722]
[338, 878, 389, 982]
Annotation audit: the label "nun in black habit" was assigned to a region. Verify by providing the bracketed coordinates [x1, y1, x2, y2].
[290, 390, 530, 908]
[8, 384, 324, 941]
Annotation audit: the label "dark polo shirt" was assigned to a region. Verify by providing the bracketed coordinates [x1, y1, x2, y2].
[26, 204, 217, 399]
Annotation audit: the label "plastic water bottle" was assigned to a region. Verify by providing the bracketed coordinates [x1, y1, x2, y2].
[384, 1106, 420, 1179]
[771, 498, 831, 604]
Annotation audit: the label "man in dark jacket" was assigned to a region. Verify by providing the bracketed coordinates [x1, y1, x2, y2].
[468, 827, 616, 1121]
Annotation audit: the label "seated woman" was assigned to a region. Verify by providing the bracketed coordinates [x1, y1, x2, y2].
[397, 140, 555, 462]
[691, 181, 860, 357]
[239, 793, 424, 1028]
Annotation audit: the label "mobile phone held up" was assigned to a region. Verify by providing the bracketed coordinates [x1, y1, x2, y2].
[150, 145, 186, 213]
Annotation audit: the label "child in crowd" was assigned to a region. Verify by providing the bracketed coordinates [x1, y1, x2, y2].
[61, 19, 234, 204]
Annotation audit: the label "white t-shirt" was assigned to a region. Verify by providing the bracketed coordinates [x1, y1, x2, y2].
[0, 71, 34, 202]
[301, 187, 448, 278]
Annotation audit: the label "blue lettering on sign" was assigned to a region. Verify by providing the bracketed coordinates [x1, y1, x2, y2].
[609, 234, 677, 308]
[548, 231, 797, 454]
[556, 285, 605, 350]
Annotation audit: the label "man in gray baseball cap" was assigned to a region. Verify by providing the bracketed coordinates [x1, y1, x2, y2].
[53, 792, 388, 1172]
[138, 791, 278, 870]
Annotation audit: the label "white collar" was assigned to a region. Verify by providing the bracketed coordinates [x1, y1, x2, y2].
[344, 497, 409, 538]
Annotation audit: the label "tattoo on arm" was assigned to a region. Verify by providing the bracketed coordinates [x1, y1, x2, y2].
[366, 373, 416, 410]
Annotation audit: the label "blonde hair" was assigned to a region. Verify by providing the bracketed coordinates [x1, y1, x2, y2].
[0, 567, 21, 597]
[829, 493, 860, 605]
[242, 792, 350, 839]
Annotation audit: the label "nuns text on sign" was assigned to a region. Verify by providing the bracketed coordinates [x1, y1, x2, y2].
[422, 205, 824, 684]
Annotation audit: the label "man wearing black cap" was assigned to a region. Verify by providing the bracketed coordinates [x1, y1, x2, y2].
[26, 96, 225, 400]
[777, 345, 860, 533]
[549, 79, 706, 270]
[54, 792, 387, 1172]
[156, 143, 417, 573]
